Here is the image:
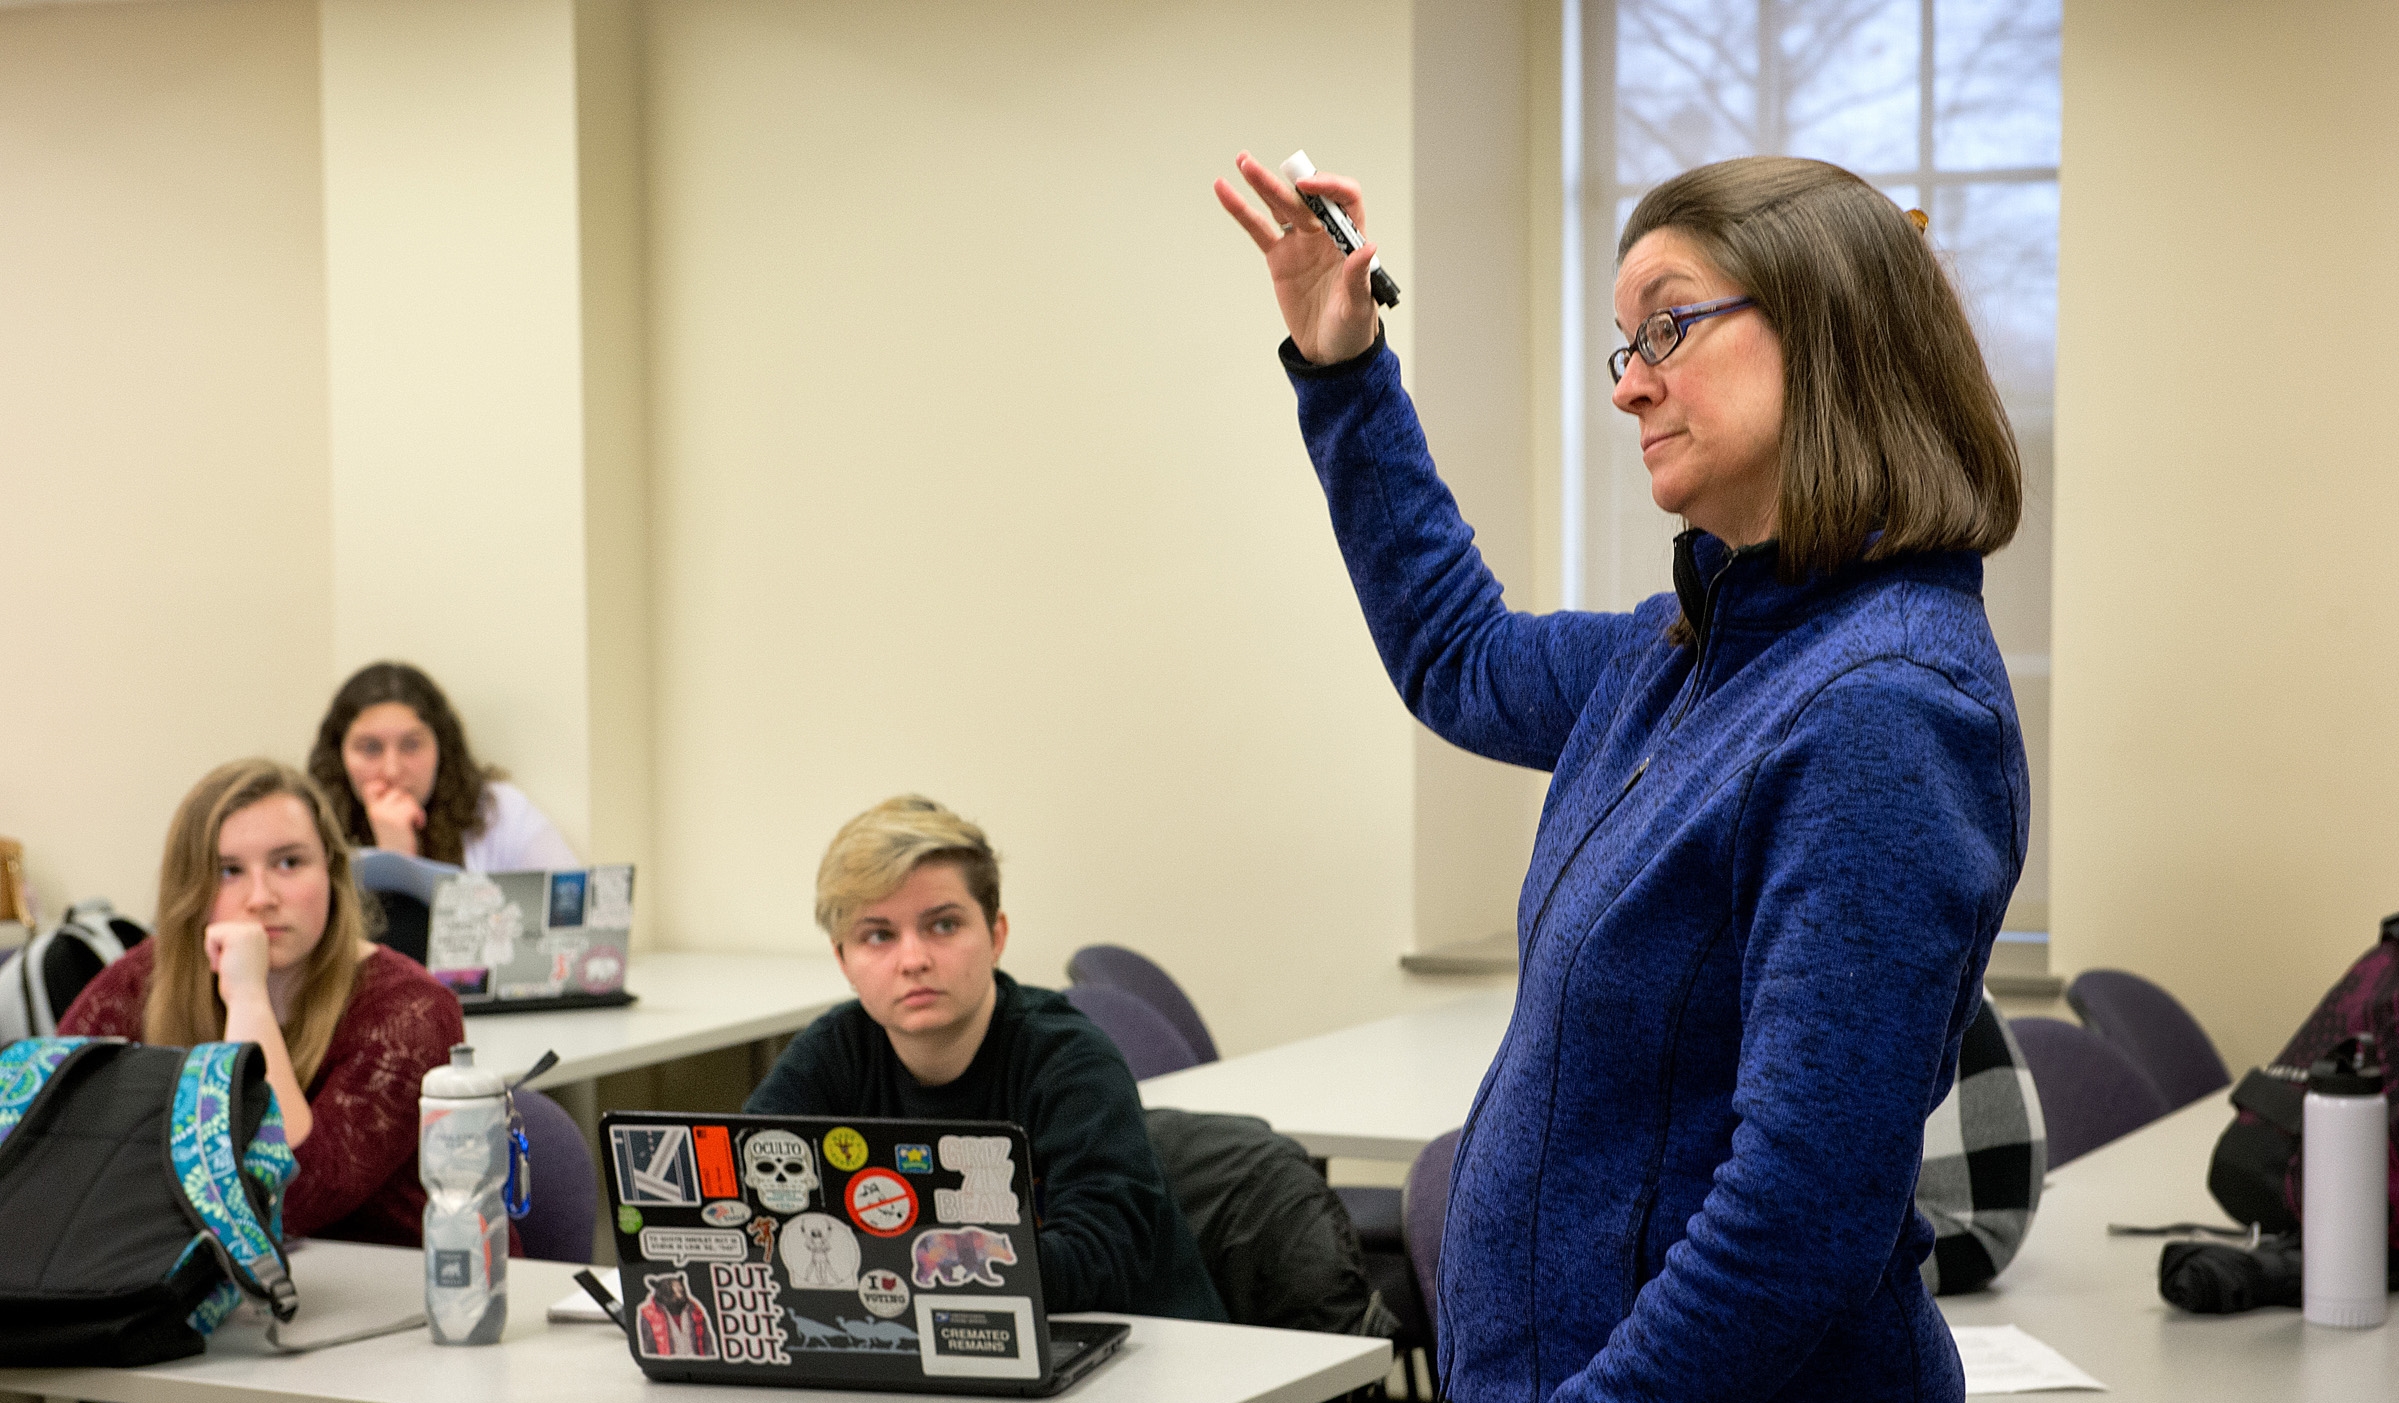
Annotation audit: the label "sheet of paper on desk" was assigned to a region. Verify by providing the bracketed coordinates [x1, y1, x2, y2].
[548, 1267, 622, 1322]
[1951, 1325, 2107, 1394]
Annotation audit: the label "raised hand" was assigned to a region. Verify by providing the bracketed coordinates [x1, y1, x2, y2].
[1213, 151, 1381, 366]
[361, 778, 425, 855]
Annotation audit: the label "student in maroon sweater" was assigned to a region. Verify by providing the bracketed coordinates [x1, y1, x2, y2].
[61, 758, 470, 1247]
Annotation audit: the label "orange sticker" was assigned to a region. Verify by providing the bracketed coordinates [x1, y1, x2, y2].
[692, 1124, 739, 1200]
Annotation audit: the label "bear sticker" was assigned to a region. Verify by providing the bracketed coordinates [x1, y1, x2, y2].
[910, 1226, 1017, 1289]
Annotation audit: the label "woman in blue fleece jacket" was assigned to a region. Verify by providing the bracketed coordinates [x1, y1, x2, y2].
[1215, 155, 2028, 1401]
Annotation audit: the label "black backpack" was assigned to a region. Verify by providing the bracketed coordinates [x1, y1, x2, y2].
[0, 898, 149, 1040]
[2209, 913, 2399, 1242]
[0, 1037, 299, 1363]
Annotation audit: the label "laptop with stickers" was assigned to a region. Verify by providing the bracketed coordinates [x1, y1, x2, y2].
[424, 865, 637, 1013]
[598, 1110, 1128, 1397]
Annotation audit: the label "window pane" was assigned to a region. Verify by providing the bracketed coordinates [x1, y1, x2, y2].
[1934, 0, 2061, 169]
[1930, 180, 2057, 402]
[1781, 0, 1919, 173]
[1617, 0, 1759, 187]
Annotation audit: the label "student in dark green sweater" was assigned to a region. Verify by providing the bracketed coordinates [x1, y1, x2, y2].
[744, 794, 1225, 1322]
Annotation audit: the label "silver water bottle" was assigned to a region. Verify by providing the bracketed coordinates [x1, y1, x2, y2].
[2302, 1033, 2388, 1328]
[421, 1044, 509, 1344]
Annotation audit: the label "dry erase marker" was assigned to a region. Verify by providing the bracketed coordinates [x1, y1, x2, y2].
[1280, 150, 1401, 308]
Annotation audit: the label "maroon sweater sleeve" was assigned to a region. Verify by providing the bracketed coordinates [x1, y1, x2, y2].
[55, 943, 151, 1038]
[282, 948, 466, 1244]
[60, 943, 501, 1251]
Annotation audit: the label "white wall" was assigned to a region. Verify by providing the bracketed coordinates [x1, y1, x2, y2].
[0, 0, 332, 921]
[2052, 0, 2399, 1070]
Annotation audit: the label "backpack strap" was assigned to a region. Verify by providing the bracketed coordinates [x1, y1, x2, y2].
[170, 1043, 300, 1323]
[0, 1036, 99, 1151]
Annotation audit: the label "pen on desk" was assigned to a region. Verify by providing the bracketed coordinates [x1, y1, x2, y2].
[1280, 150, 1401, 308]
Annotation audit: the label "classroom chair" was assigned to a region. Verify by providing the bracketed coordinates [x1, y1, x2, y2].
[2066, 969, 2231, 1113]
[2008, 1016, 2171, 1168]
[362, 890, 431, 966]
[1391, 1127, 1461, 1402]
[511, 1087, 598, 1263]
[1062, 983, 1200, 1081]
[1063, 944, 1417, 1243]
[1064, 945, 1221, 1063]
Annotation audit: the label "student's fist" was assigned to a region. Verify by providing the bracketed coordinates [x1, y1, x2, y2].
[204, 921, 273, 995]
[361, 779, 426, 855]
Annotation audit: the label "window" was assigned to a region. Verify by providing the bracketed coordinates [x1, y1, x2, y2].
[1564, 0, 2059, 926]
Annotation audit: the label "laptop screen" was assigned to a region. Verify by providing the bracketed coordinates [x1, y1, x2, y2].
[600, 1111, 1056, 1390]
[427, 865, 632, 1004]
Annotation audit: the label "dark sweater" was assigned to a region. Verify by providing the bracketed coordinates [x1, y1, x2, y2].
[745, 971, 1226, 1322]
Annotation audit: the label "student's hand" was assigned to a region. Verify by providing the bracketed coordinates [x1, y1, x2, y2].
[204, 921, 273, 1003]
[1214, 151, 1381, 366]
[361, 779, 425, 856]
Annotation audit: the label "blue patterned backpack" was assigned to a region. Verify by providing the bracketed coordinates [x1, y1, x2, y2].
[0, 1036, 300, 1363]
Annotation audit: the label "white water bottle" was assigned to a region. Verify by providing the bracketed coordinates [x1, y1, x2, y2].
[2303, 1033, 2388, 1328]
[421, 1044, 509, 1344]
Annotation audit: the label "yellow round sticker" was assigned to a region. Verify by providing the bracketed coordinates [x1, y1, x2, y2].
[823, 1126, 868, 1172]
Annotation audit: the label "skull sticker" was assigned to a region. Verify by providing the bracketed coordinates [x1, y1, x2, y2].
[742, 1128, 820, 1215]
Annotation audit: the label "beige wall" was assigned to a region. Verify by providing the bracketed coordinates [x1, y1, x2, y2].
[320, 0, 599, 855]
[638, 0, 1523, 1055]
[2, 0, 1536, 1053]
[0, 0, 332, 922]
[2052, 0, 2399, 1070]
[1408, 0, 1551, 953]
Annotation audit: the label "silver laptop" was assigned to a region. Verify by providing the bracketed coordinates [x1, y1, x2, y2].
[424, 865, 636, 1013]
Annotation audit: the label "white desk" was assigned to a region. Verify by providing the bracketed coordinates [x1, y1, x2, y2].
[465, 951, 853, 1089]
[1137, 991, 1512, 1162]
[1938, 1090, 2399, 1399]
[0, 1243, 1388, 1403]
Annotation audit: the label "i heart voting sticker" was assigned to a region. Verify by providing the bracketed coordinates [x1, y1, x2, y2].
[846, 1167, 919, 1237]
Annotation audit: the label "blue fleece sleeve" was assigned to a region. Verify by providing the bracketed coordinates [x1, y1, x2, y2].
[1288, 339, 1648, 771]
[1560, 658, 2024, 1401]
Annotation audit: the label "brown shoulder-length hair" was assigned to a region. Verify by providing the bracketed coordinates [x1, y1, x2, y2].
[1621, 157, 2020, 591]
[307, 662, 498, 865]
[147, 759, 372, 1087]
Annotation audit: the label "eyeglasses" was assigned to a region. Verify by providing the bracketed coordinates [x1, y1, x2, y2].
[1607, 296, 1758, 383]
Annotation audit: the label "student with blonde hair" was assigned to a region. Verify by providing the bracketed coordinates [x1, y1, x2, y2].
[747, 795, 1224, 1321]
[61, 759, 474, 1247]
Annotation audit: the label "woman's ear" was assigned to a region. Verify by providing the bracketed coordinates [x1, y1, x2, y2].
[988, 912, 1009, 963]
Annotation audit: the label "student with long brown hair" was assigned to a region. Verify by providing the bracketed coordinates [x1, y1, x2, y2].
[308, 661, 577, 872]
[60, 759, 469, 1245]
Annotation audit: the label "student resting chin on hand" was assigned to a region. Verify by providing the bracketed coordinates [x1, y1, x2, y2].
[59, 760, 510, 1250]
[308, 661, 578, 873]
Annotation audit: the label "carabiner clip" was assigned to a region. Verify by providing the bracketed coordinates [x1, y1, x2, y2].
[502, 1093, 534, 1220]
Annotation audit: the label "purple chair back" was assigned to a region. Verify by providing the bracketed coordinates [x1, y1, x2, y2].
[1403, 1128, 1462, 1328]
[1065, 945, 1220, 1063]
[512, 1086, 599, 1262]
[2009, 1016, 2171, 1168]
[2066, 969, 2230, 1112]
[1065, 983, 1201, 1081]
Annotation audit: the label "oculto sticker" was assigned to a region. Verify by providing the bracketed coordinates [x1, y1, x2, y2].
[742, 1127, 821, 1215]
